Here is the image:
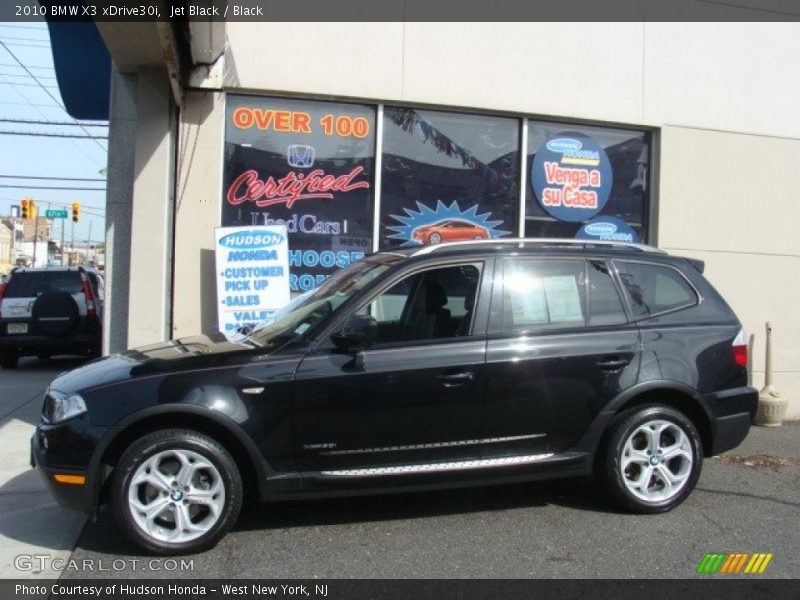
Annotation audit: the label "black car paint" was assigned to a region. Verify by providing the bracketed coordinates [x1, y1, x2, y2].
[32, 245, 758, 512]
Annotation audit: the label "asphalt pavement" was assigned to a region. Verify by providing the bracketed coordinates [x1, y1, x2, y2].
[1, 358, 798, 579]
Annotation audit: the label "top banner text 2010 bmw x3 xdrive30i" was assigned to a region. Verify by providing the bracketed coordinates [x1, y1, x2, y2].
[31, 239, 757, 555]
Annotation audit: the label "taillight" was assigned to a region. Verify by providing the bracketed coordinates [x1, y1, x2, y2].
[80, 272, 97, 318]
[0, 282, 6, 318]
[732, 328, 748, 367]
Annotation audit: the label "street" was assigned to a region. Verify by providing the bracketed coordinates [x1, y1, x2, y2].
[2, 358, 798, 579]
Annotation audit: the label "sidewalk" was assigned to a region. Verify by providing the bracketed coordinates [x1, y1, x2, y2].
[0, 357, 87, 579]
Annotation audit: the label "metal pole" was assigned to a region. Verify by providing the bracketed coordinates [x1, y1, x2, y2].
[87, 220, 93, 264]
[32, 205, 40, 266]
[71, 219, 74, 266]
[61, 217, 65, 265]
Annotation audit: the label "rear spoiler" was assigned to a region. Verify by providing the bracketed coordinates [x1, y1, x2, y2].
[684, 257, 705, 274]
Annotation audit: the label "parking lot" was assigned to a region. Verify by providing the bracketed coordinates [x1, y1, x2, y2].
[2, 357, 799, 579]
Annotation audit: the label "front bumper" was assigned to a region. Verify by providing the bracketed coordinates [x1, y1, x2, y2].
[707, 386, 759, 456]
[31, 416, 106, 513]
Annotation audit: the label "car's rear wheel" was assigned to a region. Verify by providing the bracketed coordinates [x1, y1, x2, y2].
[111, 429, 242, 555]
[0, 354, 18, 369]
[600, 404, 702, 513]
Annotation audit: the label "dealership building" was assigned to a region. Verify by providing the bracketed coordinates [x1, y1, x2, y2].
[49, 19, 799, 417]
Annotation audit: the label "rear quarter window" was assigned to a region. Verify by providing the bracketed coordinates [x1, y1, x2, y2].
[615, 261, 698, 318]
[4, 271, 83, 298]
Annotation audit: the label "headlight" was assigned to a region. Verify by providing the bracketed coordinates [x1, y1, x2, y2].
[44, 390, 87, 424]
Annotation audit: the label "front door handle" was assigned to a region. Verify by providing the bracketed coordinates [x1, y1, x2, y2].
[596, 357, 630, 371]
[436, 370, 475, 387]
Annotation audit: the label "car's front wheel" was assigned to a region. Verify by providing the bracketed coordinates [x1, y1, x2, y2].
[428, 232, 442, 244]
[600, 404, 702, 513]
[111, 429, 242, 555]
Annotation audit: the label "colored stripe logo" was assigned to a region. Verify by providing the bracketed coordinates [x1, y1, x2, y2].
[696, 552, 773, 574]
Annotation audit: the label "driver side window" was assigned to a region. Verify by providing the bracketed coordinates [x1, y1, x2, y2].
[358, 263, 482, 345]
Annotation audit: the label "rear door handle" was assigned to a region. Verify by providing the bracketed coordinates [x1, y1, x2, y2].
[596, 357, 630, 371]
[436, 371, 475, 387]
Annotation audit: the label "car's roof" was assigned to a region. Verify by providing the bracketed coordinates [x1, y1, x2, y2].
[12, 266, 83, 274]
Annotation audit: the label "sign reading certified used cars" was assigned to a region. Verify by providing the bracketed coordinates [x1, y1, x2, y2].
[531, 132, 612, 222]
[214, 225, 290, 338]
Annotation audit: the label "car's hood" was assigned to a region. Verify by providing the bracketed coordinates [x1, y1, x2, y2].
[49, 333, 265, 394]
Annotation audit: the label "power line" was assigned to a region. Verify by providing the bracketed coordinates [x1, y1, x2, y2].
[0, 82, 59, 89]
[1, 42, 50, 49]
[0, 130, 108, 139]
[0, 25, 49, 31]
[0, 35, 50, 43]
[0, 184, 106, 191]
[0, 175, 106, 182]
[0, 71, 57, 80]
[0, 42, 107, 154]
[0, 118, 107, 127]
[0, 62, 54, 70]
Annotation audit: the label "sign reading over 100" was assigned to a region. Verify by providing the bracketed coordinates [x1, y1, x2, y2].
[231, 107, 370, 138]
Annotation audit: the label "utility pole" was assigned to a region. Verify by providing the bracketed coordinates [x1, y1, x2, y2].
[70, 218, 74, 266]
[32, 201, 40, 266]
[61, 217, 66, 265]
[87, 220, 93, 265]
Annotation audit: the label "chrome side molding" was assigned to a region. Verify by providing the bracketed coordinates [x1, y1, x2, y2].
[321, 453, 555, 477]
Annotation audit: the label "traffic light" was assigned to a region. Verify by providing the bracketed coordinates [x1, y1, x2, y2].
[29, 199, 37, 220]
[20, 198, 30, 219]
[72, 201, 80, 222]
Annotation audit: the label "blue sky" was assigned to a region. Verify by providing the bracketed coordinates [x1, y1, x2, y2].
[0, 21, 107, 245]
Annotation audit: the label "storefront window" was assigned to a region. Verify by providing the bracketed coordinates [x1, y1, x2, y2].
[222, 95, 376, 292]
[379, 107, 519, 249]
[525, 121, 651, 242]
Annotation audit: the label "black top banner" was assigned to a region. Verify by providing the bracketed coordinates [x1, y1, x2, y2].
[5, 0, 800, 22]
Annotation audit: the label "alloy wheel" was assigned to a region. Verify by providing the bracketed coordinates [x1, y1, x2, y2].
[127, 449, 226, 544]
[619, 419, 693, 503]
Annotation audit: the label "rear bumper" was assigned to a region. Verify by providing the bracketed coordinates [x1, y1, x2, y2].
[706, 386, 758, 455]
[0, 333, 100, 357]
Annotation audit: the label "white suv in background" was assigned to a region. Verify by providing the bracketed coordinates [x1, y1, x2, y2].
[0, 266, 103, 368]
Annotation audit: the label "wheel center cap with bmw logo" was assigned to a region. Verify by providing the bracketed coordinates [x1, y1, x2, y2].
[650, 455, 661, 466]
[170, 490, 184, 501]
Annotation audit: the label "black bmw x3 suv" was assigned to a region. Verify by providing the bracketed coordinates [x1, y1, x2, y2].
[32, 239, 757, 555]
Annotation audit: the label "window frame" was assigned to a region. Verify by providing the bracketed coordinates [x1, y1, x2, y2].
[612, 259, 702, 322]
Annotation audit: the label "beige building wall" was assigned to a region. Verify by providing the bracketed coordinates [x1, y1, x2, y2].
[658, 126, 800, 417]
[171, 90, 226, 340]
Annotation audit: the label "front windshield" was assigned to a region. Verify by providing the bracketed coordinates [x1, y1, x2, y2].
[248, 256, 399, 346]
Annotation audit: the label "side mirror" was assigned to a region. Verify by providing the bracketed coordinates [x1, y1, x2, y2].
[331, 314, 377, 353]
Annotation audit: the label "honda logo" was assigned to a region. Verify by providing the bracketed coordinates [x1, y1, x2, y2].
[287, 144, 315, 168]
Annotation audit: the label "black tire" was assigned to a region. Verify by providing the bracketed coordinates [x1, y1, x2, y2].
[599, 404, 703, 514]
[111, 429, 243, 555]
[0, 354, 18, 369]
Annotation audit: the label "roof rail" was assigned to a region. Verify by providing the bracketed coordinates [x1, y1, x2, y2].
[411, 237, 665, 256]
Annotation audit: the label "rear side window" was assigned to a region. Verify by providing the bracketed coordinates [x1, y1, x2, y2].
[615, 261, 698, 318]
[4, 272, 83, 298]
[502, 259, 586, 331]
